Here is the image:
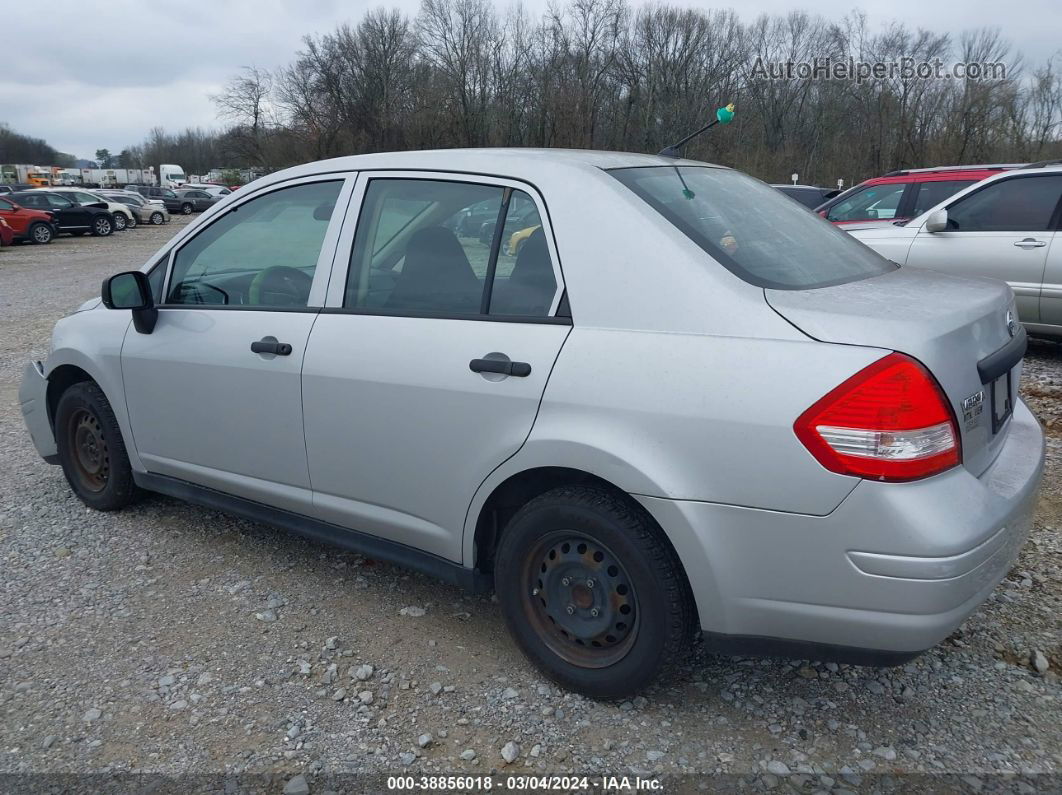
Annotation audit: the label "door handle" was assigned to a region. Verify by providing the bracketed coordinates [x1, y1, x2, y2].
[251, 339, 293, 356]
[469, 358, 532, 377]
[1013, 238, 1047, 248]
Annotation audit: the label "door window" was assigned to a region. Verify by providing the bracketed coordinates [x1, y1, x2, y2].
[165, 180, 343, 308]
[945, 175, 1062, 231]
[345, 178, 557, 317]
[826, 183, 907, 221]
[910, 180, 973, 217]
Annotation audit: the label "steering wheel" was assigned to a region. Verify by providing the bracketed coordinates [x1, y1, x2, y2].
[248, 266, 313, 306]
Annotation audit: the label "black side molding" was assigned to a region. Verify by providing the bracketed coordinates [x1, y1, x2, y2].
[701, 631, 922, 668]
[977, 326, 1027, 384]
[132, 472, 492, 593]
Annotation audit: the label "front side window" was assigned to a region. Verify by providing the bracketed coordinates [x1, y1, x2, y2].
[945, 175, 1062, 232]
[166, 180, 342, 308]
[345, 178, 557, 317]
[910, 180, 973, 217]
[825, 183, 907, 222]
[0, 199, 13, 211]
[612, 166, 895, 290]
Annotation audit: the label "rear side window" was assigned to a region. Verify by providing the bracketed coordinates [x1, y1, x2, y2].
[166, 180, 342, 307]
[945, 175, 1062, 232]
[611, 166, 895, 290]
[910, 180, 973, 217]
[825, 183, 906, 222]
[345, 179, 558, 317]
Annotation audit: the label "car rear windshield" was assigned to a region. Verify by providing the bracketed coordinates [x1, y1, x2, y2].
[610, 166, 896, 290]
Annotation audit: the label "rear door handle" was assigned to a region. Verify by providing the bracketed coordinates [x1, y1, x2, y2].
[1013, 238, 1047, 248]
[470, 358, 532, 377]
[251, 339, 293, 356]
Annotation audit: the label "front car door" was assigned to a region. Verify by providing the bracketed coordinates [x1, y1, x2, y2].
[301, 173, 570, 561]
[905, 173, 1062, 324]
[120, 175, 355, 513]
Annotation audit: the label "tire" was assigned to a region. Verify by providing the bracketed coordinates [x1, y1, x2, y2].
[494, 485, 695, 699]
[55, 381, 139, 511]
[180, 203, 193, 215]
[150, 211, 164, 225]
[113, 212, 127, 231]
[91, 216, 113, 236]
[28, 222, 53, 244]
[125, 213, 137, 229]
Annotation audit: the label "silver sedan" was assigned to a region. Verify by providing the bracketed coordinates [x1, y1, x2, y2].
[20, 149, 1043, 697]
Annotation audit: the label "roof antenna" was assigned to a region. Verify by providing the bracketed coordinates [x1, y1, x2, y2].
[659, 103, 735, 158]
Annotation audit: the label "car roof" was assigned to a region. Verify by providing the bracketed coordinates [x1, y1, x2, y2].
[252, 148, 721, 190]
[861, 166, 1020, 185]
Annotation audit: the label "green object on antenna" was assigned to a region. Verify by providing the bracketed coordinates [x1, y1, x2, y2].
[716, 103, 735, 125]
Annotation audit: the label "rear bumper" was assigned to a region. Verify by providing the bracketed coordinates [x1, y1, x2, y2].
[639, 398, 1044, 657]
[19, 360, 58, 462]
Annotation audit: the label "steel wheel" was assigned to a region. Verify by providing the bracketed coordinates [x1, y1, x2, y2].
[113, 213, 127, 231]
[522, 531, 638, 668]
[65, 408, 109, 494]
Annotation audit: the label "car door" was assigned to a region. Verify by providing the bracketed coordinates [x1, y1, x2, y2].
[43, 194, 87, 230]
[905, 173, 1062, 323]
[301, 173, 570, 561]
[120, 175, 355, 513]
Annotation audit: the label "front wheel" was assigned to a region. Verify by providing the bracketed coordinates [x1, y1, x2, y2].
[180, 203, 193, 215]
[113, 212, 127, 231]
[29, 222, 54, 244]
[149, 211, 164, 225]
[125, 213, 137, 229]
[55, 381, 139, 511]
[494, 486, 695, 699]
[92, 216, 113, 236]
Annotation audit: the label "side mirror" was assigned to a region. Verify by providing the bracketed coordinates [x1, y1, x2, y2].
[925, 209, 948, 233]
[102, 271, 157, 334]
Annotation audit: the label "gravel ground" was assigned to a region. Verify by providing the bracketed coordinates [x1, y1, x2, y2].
[0, 224, 1059, 792]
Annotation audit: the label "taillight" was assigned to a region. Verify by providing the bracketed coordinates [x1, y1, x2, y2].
[794, 353, 960, 482]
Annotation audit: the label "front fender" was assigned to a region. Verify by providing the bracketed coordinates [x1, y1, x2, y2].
[44, 308, 142, 472]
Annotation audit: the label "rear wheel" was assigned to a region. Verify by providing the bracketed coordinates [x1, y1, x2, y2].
[494, 486, 695, 698]
[150, 211, 164, 225]
[55, 382, 139, 511]
[91, 216, 113, 236]
[29, 222, 54, 244]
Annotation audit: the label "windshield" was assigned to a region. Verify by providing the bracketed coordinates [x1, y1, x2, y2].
[611, 166, 895, 290]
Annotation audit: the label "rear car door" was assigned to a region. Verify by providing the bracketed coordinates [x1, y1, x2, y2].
[905, 174, 1062, 323]
[302, 173, 570, 561]
[120, 175, 354, 513]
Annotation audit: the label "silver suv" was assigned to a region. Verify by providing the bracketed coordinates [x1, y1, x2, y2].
[19, 150, 1043, 697]
[847, 165, 1062, 337]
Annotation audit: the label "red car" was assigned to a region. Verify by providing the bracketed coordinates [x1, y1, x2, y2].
[815, 164, 1023, 227]
[0, 216, 13, 247]
[0, 196, 57, 244]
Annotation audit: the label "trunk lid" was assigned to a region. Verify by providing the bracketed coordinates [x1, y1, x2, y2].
[766, 266, 1020, 477]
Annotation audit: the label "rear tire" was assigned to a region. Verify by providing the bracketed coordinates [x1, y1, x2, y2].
[494, 485, 695, 699]
[29, 222, 53, 244]
[55, 382, 139, 511]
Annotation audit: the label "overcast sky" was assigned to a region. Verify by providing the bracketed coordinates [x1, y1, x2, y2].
[2, 0, 1059, 161]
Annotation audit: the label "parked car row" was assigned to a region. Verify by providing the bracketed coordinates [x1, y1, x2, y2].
[0, 187, 170, 248]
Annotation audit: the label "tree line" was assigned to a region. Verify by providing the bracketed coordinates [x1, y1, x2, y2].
[17, 1, 1062, 187]
[206, 1, 1062, 186]
[0, 124, 76, 167]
